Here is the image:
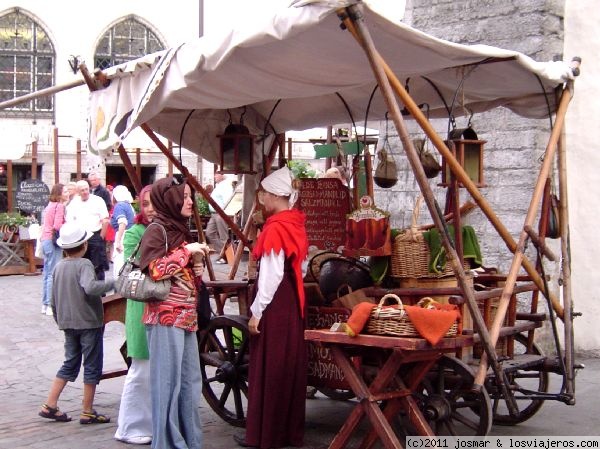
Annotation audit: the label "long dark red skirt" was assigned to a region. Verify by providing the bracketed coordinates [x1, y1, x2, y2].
[245, 270, 307, 448]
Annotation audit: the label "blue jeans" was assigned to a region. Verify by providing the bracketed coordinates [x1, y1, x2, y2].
[146, 324, 202, 449]
[56, 327, 104, 385]
[42, 239, 62, 307]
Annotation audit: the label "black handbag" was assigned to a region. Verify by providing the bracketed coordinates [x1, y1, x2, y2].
[196, 281, 212, 329]
[115, 223, 171, 302]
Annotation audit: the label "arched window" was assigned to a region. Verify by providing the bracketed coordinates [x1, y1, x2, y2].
[0, 9, 55, 117]
[95, 17, 165, 70]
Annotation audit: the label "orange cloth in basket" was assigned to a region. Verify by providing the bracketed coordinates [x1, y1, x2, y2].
[403, 303, 461, 345]
[345, 301, 460, 344]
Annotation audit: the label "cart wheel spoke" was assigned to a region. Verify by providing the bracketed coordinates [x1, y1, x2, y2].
[198, 315, 250, 428]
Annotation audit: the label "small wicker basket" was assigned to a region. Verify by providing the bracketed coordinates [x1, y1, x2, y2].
[390, 196, 467, 278]
[366, 293, 458, 338]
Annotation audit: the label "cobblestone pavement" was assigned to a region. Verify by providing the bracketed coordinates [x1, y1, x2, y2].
[0, 261, 599, 448]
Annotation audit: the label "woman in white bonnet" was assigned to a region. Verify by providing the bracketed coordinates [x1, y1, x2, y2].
[235, 166, 309, 449]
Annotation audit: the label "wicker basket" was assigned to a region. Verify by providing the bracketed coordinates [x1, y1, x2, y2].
[390, 196, 467, 278]
[366, 293, 458, 338]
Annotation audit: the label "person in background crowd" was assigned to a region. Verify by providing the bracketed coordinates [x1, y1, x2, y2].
[234, 166, 309, 449]
[138, 177, 208, 449]
[105, 185, 116, 263]
[205, 173, 233, 263]
[38, 221, 114, 425]
[88, 171, 112, 211]
[40, 183, 66, 316]
[114, 185, 155, 446]
[323, 166, 348, 186]
[63, 181, 79, 221]
[66, 180, 110, 280]
[110, 185, 135, 277]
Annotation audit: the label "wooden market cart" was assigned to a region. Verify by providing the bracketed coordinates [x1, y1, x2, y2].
[0, 2, 583, 447]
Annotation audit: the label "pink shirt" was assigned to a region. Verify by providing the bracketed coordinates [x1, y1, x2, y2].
[41, 201, 66, 241]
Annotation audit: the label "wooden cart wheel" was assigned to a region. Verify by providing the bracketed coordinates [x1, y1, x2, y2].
[198, 314, 250, 428]
[484, 333, 549, 425]
[397, 355, 492, 436]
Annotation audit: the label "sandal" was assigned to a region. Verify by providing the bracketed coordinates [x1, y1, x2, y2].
[39, 404, 72, 422]
[79, 410, 111, 424]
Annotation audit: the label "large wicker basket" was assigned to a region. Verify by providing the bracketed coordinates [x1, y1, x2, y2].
[390, 196, 466, 278]
[366, 294, 458, 338]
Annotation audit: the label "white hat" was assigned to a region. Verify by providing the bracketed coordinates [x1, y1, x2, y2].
[56, 222, 93, 249]
[112, 185, 133, 203]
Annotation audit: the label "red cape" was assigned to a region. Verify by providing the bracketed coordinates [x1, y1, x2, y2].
[252, 209, 309, 316]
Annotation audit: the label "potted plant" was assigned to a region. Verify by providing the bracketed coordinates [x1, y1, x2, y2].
[0, 212, 37, 239]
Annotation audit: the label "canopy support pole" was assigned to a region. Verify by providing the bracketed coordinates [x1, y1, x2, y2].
[557, 102, 575, 401]
[339, 6, 516, 411]
[340, 14, 566, 323]
[474, 78, 576, 387]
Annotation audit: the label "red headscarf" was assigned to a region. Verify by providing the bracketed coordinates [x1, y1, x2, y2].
[134, 185, 153, 226]
[252, 209, 309, 316]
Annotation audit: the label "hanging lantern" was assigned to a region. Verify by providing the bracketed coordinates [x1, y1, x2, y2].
[217, 108, 255, 174]
[440, 127, 485, 187]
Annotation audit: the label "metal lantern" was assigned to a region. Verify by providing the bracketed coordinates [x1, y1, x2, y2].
[440, 127, 485, 187]
[217, 110, 255, 174]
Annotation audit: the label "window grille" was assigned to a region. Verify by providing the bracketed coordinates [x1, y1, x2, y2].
[0, 9, 55, 118]
[94, 17, 164, 70]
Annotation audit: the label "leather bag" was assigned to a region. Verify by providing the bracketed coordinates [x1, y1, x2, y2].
[115, 223, 171, 302]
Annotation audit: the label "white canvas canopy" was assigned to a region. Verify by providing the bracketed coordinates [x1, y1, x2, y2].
[88, 0, 574, 163]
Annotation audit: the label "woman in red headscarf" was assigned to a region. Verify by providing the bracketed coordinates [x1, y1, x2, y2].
[234, 166, 309, 449]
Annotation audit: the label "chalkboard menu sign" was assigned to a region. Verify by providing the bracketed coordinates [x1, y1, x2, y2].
[16, 179, 50, 215]
[306, 306, 353, 389]
[297, 178, 350, 250]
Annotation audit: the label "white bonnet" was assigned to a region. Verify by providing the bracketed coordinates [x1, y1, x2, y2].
[112, 185, 133, 203]
[260, 166, 298, 207]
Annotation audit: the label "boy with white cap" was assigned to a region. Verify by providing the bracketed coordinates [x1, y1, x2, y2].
[38, 221, 115, 425]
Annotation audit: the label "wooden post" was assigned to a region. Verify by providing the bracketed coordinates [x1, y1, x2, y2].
[473, 79, 575, 387]
[557, 105, 575, 400]
[116, 145, 143, 195]
[167, 141, 173, 177]
[53, 127, 59, 184]
[7, 160, 12, 211]
[135, 148, 142, 182]
[31, 141, 38, 179]
[76, 139, 82, 180]
[339, 7, 516, 410]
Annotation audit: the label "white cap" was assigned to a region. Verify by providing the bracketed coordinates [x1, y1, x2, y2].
[56, 222, 93, 249]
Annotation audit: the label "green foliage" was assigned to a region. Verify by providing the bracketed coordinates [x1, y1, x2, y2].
[0, 212, 36, 227]
[195, 195, 211, 216]
[288, 160, 317, 179]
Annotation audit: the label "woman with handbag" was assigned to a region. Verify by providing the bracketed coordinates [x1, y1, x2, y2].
[40, 183, 66, 316]
[137, 177, 208, 449]
[114, 185, 154, 445]
[234, 166, 309, 449]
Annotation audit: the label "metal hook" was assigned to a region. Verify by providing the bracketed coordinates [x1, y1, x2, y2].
[240, 105, 247, 125]
[226, 109, 233, 125]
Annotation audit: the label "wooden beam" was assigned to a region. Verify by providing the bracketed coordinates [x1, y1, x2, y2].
[116, 146, 143, 195]
[53, 127, 59, 185]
